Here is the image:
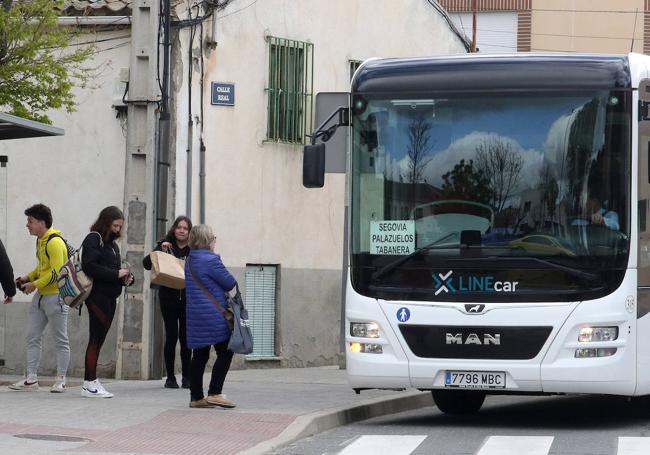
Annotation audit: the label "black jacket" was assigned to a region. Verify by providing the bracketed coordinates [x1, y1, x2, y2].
[82, 232, 124, 300]
[143, 236, 189, 303]
[0, 239, 15, 298]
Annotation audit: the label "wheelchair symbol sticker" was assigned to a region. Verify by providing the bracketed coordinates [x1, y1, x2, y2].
[397, 307, 410, 322]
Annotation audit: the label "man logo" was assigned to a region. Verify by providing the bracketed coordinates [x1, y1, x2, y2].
[446, 333, 501, 345]
[464, 304, 486, 314]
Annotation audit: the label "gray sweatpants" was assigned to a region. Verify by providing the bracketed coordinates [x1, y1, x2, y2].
[25, 292, 70, 377]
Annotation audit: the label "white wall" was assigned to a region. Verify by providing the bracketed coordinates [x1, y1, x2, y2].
[174, 0, 467, 270]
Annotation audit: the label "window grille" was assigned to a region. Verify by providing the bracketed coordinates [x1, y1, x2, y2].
[266, 36, 314, 144]
[245, 264, 277, 357]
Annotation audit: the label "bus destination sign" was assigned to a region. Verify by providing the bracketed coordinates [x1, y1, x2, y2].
[370, 220, 415, 255]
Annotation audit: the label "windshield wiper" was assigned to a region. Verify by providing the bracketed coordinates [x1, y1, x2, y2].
[372, 243, 598, 283]
[371, 233, 459, 281]
[449, 255, 599, 282]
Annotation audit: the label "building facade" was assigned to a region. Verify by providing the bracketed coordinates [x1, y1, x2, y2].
[170, 0, 469, 369]
[440, 0, 649, 54]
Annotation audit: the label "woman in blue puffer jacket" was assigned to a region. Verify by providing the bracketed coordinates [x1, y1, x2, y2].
[185, 224, 237, 409]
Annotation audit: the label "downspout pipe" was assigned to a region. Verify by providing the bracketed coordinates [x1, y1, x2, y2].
[156, 0, 171, 240]
[186, 10, 194, 219]
[199, 139, 205, 223]
[186, 118, 193, 219]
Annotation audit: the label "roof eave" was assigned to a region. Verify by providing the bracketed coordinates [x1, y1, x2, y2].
[0, 113, 65, 141]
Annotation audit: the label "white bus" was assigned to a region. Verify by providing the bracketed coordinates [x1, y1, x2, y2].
[303, 53, 650, 414]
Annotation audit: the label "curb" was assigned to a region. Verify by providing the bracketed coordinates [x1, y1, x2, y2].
[240, 390, 433, 455]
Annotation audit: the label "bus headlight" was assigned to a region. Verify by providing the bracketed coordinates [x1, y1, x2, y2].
[578, 326, 618, 342]
[350, 322, 380, 338]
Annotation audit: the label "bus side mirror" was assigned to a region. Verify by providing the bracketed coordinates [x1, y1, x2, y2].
[303, 143, 326, 188]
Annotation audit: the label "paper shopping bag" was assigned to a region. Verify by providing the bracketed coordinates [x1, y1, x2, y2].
[150, 251, 186, 289]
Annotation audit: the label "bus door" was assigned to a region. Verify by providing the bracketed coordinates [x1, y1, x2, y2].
[637, 79, 650, 394]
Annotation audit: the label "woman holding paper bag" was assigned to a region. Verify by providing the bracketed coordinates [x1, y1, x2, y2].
[143, 216, 192, 389]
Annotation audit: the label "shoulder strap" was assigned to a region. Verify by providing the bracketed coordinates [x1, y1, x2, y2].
[187, 257, 230, 320]
[76, 231, 103, 262]
[45, 233, 65, 259]
[88, 231, 103, 248]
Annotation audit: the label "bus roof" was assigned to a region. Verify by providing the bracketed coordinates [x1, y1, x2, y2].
[352, 53, 631, 94]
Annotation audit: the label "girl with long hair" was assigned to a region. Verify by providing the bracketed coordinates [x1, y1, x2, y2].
[80, 206, 134, 398]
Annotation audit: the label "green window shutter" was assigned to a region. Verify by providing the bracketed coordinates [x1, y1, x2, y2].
[245, 264, 277, 357]
[265, 36, 314, 144]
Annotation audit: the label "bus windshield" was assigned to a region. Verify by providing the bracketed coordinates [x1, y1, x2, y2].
[350, 91, 631, 302]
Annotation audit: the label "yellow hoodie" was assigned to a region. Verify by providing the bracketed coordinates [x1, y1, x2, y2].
[27, 227, 68, 296]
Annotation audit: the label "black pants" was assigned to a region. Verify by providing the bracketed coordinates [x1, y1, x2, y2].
[84, 292, 117, 381]
[160, 298, 190, 380]
[189, 341, 233, 401]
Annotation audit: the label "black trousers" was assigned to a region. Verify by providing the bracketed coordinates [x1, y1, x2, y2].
[84, 292, 117, 381]
[159, 298, 190, 380]
[189, 341, 234, 401]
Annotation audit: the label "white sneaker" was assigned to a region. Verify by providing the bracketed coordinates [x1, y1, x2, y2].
[95, 380, 114, 397]
[81, 379, 114, 398]
[50, 376, 66, 393]
[8, 378, 39, 391]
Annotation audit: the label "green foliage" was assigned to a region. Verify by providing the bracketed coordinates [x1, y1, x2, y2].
[441, 158, 492, 205]
[0, 0, 94, 124]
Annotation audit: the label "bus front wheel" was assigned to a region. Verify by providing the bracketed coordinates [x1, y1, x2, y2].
[432, 390, 486, 414]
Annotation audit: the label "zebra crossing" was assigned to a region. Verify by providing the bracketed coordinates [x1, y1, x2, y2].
[334, 435, 650, 455]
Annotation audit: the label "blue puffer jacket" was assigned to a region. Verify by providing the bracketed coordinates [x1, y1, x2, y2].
[185, 248, 237, 349]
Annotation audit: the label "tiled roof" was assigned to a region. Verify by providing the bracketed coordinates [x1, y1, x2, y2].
[61, 0, 132, 15]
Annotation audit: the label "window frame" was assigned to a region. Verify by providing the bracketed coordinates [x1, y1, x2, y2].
[265, 36, 314, 144]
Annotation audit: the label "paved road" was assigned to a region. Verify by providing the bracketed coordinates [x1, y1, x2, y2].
[275, 393, 650, 455]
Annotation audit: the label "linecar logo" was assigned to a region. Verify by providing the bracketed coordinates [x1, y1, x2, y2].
[433, 270, 456, 295]
[432, 270, 519, 294]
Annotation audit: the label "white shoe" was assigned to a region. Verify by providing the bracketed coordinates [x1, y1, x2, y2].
[8, 378, 39, 391]
[81, 379, 114, 398]
[50, 376, 66, 393]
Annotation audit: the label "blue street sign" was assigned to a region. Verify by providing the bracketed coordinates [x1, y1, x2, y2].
[211, 82, 235, 106]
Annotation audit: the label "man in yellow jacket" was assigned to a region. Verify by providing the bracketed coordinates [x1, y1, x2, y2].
[9, 204, 70, 393]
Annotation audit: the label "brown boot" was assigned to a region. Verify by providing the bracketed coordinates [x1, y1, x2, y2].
[189, 398, 217, 408]
[206, 394, 236, 408]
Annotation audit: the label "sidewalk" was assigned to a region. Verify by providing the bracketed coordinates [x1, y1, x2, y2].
[0, 367, 432, 455]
